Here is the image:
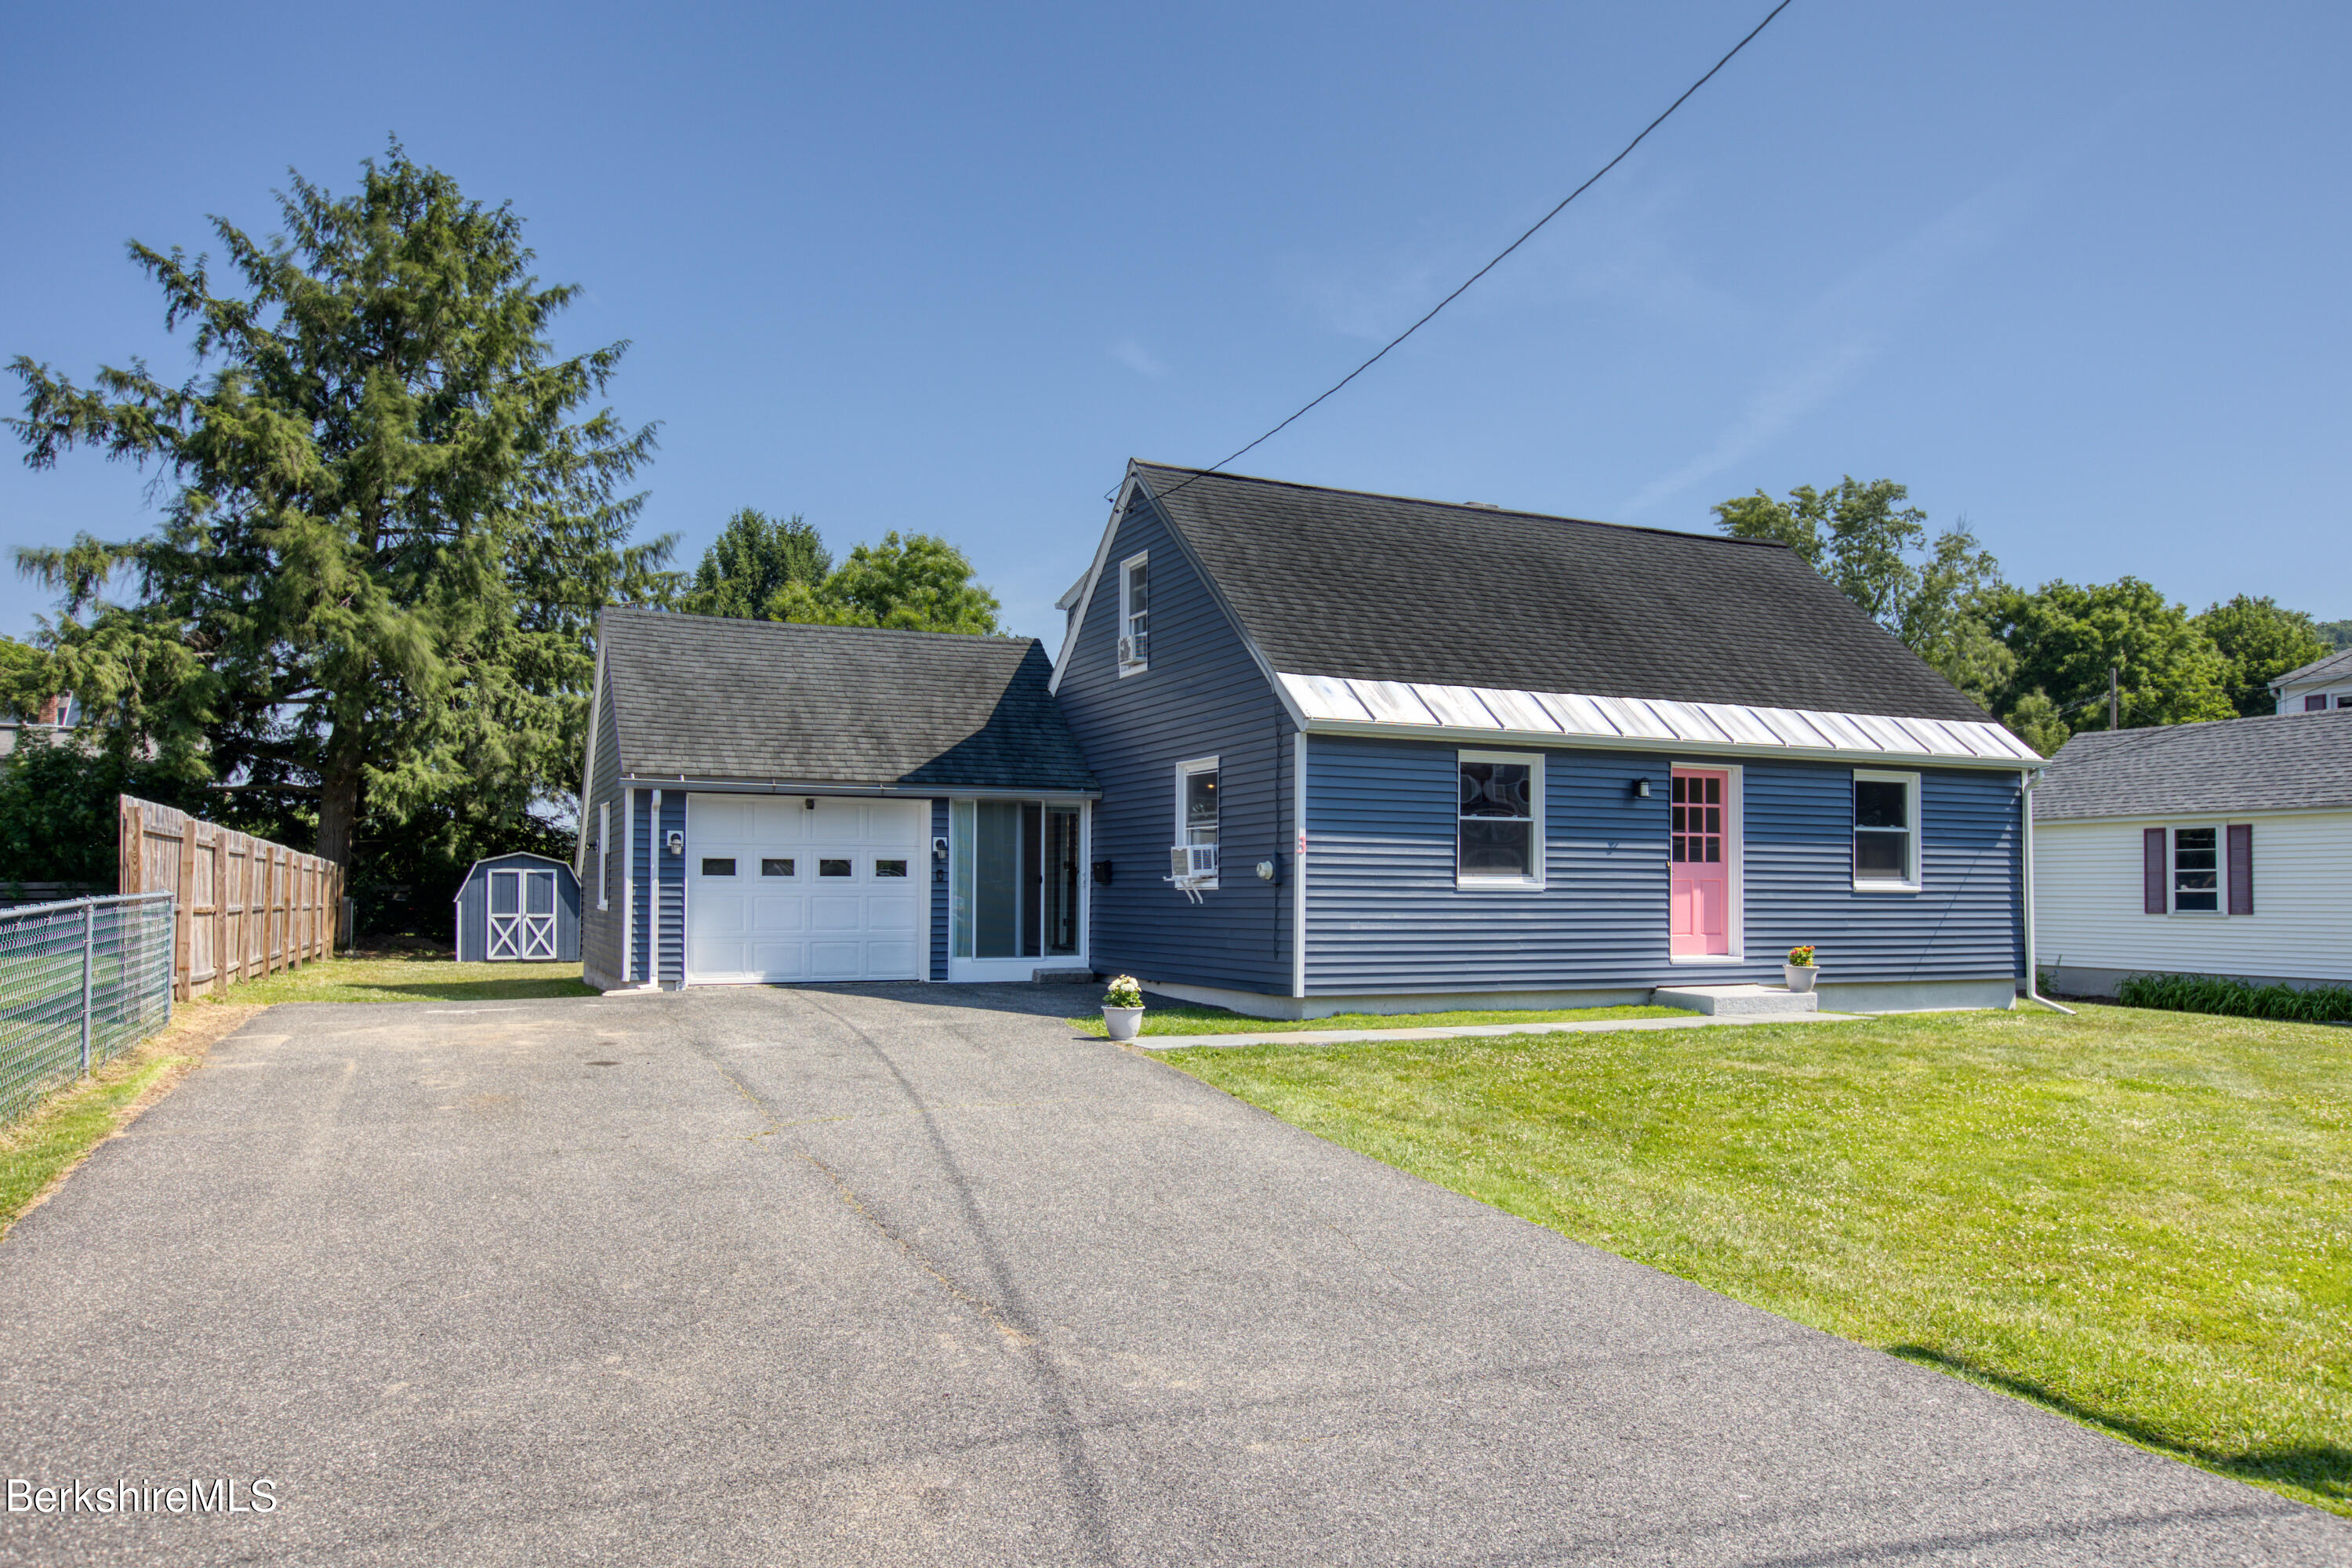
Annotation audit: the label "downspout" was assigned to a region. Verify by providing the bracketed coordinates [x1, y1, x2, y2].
[2018, 767, 2076, 1015]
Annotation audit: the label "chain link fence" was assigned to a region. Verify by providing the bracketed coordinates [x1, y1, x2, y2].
[0, 893, 176, 1124]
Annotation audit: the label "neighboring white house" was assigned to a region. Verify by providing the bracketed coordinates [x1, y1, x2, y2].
[2033, 708, 2352, 996]
[2270, 646, 2352, 713]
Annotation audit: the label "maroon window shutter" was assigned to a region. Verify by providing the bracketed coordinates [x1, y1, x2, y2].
[2143, 828, 2167, 914]
[2227, 823, 2253, 915]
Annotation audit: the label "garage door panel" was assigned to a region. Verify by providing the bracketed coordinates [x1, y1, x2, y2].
[689, 793, 924, 982]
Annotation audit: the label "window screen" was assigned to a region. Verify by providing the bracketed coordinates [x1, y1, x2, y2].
[1459, 760, 1534, 879]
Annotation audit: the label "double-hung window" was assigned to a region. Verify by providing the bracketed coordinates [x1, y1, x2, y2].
[1457, 752, 1541, 886]
[1118, 553, 1149, 673]
[1175, 757, 1218, 884]
[2171, 826, 2220, 912]
[1852, 770, 1921, 891]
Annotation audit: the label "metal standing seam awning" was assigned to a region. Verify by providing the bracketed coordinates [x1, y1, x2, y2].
[1276, 673, 2042, 770]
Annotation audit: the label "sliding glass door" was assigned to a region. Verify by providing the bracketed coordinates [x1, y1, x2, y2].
[950, 800, 1086, 976]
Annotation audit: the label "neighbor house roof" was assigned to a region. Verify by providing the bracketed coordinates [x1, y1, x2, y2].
[2269, 646, 2352, 690]
[598, 608, 1097, 793]
[2033, 708, 2352, 822]
[1127, 463, 1991, 723]
[1099, 463, 2038, 768]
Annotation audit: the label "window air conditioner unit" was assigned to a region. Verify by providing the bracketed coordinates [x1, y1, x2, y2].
[1117, 634, 1138, 664]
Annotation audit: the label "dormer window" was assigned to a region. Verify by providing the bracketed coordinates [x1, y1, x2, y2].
[1118, 552, 1149, 673]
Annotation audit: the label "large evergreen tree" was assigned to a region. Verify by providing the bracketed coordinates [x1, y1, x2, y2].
[7, 144, 674, 870]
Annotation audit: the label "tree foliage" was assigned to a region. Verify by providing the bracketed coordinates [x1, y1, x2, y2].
[780, 532, 1000, 633]
[1981, 578, 2234, 738]
[0, 733, 206, 886]
[2318, 619, 2352, 652]
[682, 508, 829, 619]
[6, 143, 674, 873]
[2193, 595, 2333, 717]
[1713, 477, 2005, 705]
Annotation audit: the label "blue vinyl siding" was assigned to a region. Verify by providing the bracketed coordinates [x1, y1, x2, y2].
[630, 789, 653, 984]
[579, 680, 626, 982]
[657, 792, 685, 985]
[930, 797, 949, 981]
[1304, 735, 2021, 995]
[1054, 491, 1294, 993]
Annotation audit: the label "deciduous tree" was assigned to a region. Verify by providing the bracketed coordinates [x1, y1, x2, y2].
[2195, 595, 2332, 717]
[775, 532, 1000, 634]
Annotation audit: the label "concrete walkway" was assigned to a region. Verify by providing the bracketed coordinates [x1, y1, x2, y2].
[1132, 1009, 1864, 1051]
[0, 984, 2341, 1566]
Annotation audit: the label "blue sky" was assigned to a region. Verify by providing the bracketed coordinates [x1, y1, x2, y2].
[2, 1, 2345, 645]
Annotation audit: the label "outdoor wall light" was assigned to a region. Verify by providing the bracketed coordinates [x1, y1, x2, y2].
[1632, 778, 1653, 800]
[804, 797, 816, 810]
[1255, 859, 1277, 881]
[664, 829, 685, 855]
[931, 836, 949, 860]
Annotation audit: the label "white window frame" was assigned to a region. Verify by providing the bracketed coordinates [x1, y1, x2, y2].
[1176, 755, 1220, 890]
[1117, 551, 1150, 675]
[2167, 822, 2226, 916]
[1852, 768, 1922, 893]
[597, 802, 611, 911]
[1456, 749, 1544, 891]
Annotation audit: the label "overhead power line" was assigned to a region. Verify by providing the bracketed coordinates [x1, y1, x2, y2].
[1135, 0, 1797, 510]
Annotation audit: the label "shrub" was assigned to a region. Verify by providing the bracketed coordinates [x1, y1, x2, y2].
[2115, 971, 2352, 1025]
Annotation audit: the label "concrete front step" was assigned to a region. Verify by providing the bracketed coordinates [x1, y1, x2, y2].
[1650, 983, 1821, 1016]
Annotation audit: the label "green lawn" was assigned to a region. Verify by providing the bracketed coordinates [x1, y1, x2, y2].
[1068, 1001, 1693, 1037]
[1159, 1004, 2352, 1516]
[203, 955, 593, 1005]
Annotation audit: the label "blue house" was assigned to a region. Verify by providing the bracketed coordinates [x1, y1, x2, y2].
[579, 462, 2042, 1014]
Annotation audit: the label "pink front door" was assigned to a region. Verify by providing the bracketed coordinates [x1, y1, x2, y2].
[1671, 769, 1730, 956]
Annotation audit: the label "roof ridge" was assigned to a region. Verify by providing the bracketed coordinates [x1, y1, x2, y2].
[1129, 460, 1792, 551]
[604, 604, 1039, 651]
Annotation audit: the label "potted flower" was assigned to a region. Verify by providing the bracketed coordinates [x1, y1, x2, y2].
[1784, 945, 1819, 993]
[1102, 975, 1146, 1041]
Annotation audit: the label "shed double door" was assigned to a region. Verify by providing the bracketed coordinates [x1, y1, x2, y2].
[488, 869, 558, 960]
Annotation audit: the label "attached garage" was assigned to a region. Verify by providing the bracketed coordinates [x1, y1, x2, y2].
[576, 609, 1099, 993]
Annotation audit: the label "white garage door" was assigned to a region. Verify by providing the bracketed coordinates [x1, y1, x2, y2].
[686, 795, 927, 983]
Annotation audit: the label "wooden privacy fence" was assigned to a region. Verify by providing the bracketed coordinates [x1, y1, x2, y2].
[117, 795, 343, 1000]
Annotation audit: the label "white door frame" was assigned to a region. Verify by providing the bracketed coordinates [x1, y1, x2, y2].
[486, 868, 558, 962]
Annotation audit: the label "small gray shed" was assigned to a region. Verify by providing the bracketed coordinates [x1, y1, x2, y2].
[454, 852, 581, 963]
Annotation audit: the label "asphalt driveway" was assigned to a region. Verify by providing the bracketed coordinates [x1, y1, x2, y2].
[1, 985, 2343, 1566]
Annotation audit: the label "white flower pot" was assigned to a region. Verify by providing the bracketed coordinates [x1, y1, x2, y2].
[1783, 964, 1819, 993]
[1103, 1005, 1144, 1041]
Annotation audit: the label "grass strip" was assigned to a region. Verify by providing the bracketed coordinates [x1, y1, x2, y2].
[1159, 1004, 2352, 1517]
[1068, 1002, 1693, 1037]
[0, 1002, 263, 1242]
[218, 955, 593, 1005]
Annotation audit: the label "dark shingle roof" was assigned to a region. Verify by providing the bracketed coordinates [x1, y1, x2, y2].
[600, 608, 1095, 792]
[1128, 463, 1990, 724]
[2033, 708, 2352, 821]
[2270, 646, 2352, 689]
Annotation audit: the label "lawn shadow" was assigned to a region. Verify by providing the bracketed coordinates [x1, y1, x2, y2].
[1888, 1345, 2350, 1508]
[317, 978, 596, 1003]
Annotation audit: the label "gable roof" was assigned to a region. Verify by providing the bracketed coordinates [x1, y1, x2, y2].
[598, 608, 1096, 793]
[2270, 645, 2352, 690]
[1122, 462, 1992, 726]
[2033, 708, 2352, 822]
